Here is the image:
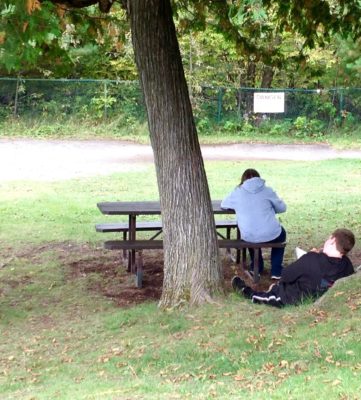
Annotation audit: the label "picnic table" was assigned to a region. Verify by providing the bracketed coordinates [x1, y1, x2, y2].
[97, 200, 238, 277]
[96, 200, 286, 286]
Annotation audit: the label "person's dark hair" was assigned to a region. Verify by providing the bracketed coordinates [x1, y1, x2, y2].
[240, 168, 260, 184]
[332, 228, 355, 254]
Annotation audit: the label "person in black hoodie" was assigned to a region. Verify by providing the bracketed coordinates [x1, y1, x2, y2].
[232, 228, 355, 307]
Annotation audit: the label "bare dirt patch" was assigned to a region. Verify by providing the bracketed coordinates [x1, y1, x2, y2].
[59, 244, 285, 305]
[3, 242, 360, 307]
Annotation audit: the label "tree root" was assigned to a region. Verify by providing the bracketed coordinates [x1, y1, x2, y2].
[314, 269, 361, 307]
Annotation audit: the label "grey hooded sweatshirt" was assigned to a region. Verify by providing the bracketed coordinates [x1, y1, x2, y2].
[221, 177, 286, 242]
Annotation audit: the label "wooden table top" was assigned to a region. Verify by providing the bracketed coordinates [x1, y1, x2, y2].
[97, 200, 234, 215]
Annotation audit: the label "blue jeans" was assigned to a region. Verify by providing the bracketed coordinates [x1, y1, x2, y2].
[249, 227, 286, 277]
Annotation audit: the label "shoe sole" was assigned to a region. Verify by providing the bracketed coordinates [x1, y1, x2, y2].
[231, 277, 245, 293]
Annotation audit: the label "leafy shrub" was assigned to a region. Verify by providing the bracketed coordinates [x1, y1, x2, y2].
[256, 119, 293, 136]
[222, 119, 243, 133]
[241, 121, 255, 135]
[0, 106, 11, 121]
[293, 116, 326, 138]
[196, 117, 212, 134]
[90, 95, 117, 119]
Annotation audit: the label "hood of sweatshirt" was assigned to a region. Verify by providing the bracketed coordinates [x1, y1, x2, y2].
[241, 177, 265, 194]
[319, 253, 354, 281]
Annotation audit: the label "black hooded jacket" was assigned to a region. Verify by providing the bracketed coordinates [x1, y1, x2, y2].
[278, 252, 354, 305]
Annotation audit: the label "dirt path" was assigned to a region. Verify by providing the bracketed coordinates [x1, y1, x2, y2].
[1, 138, 360, 181]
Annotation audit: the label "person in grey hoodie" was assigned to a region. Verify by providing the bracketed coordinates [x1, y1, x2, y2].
[221, 168, 287, 279]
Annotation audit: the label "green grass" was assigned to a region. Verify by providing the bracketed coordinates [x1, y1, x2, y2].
[2, 118, 361, 149]
[0, 118, 151, 143]
[1, 158, 361, 399]
[1, 158, 360, 250]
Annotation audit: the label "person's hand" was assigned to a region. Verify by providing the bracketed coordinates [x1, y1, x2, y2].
[310, 247, 321, 253]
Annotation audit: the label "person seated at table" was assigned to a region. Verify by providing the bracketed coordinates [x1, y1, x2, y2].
[232, 228, 355, 308]
[221, 168, 287, 279]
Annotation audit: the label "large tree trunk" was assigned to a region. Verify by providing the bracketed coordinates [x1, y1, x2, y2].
[129, 0, 223, 307]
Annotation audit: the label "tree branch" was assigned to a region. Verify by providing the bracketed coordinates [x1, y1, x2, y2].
[44, 0, 118, 13]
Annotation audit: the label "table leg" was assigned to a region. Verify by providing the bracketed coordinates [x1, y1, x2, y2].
[128, 214, 136, 273]
[254, 249, 260, 283]
[236, 228, 241, 264]
[226, 227, 231, 255]
[242, 248, 247, 269]
[135, 250, 143, 288]
[123, 231, 127, 259]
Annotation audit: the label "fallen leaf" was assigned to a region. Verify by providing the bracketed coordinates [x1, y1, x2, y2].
[325, 355, 334, 364]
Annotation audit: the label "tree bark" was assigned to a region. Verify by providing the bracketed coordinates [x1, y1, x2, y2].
[129, 0, 223, 308]
[261, 65, 274, 88]
[246, 61, 256, 88]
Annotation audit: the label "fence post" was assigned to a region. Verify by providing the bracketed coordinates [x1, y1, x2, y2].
[103, 80, 108, 119]
[339, 89, 344, 118]
[14, 76, 20, 117]
[237, 88, 242, 120]
[217, 88, 224, 123]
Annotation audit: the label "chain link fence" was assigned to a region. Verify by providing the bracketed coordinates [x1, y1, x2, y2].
[196, 86, 360, 123]
[0, 78, 146, 127]
[1, 78, 360, 131]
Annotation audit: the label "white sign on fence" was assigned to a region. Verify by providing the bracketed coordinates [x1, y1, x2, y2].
[253, 92, 285, 113]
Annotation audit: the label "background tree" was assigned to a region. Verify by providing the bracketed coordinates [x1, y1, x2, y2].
[2, 1, 360, 86]
[0, 0, 135, 78]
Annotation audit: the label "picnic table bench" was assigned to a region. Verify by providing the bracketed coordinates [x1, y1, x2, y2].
[96, 219, 240, 263]
[96, 219, 238, 239]
[103, 238, 286, 288]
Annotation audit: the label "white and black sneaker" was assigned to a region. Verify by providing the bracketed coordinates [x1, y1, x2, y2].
[231, 276, 246, 294]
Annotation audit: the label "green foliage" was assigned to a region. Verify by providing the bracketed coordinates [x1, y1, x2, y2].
[176, 0, 361, 90]
[262, 0, 361, 46]
[3, 77, 361, 146]
[0, 0, 360, 92]
[195, 116, 211, 135]
[0, 0, 65, 72]
[268, 119, 293, 135]
[293, 116, 326, 138]
[90, 94, 117, 118]
[222, 119, 243, 133]
[0, 2, 136, 79]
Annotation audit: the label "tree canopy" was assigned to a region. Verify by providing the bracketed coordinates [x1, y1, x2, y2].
[2, 1, 361, 86]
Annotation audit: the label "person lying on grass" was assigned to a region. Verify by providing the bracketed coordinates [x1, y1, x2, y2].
[232, 228, 355, 308]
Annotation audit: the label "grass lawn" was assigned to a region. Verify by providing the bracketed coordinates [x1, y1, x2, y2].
[2, 118, 361, 150]
[1, 158, 361, 399]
